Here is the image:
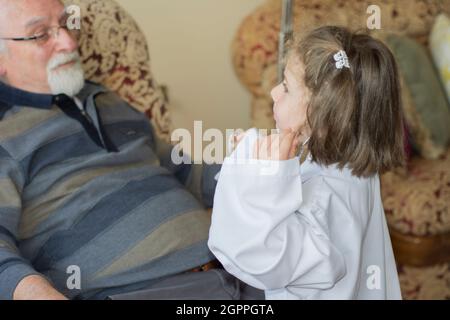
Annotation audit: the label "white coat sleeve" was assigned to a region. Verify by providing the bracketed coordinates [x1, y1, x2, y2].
[208, 156, 347, 291]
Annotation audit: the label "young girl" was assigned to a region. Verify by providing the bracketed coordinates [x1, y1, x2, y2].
[208, 26, 405, 300]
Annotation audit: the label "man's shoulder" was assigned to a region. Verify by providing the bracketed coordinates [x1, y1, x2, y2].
[82, 80, 109, 96]
[80, 81, 127, 108]
[82, 81, 126, 106]
[0, 101, 12, 121]
[83, 80, 153, 128]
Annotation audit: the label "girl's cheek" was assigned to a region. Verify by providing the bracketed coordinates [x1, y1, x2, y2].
[273, 105, 279, 120]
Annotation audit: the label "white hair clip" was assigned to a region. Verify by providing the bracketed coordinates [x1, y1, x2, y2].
[333, 50, 350, 69]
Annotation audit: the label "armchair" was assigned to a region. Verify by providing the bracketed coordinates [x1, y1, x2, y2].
[63, 0, 172, 142]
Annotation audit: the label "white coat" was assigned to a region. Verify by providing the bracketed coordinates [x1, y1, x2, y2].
[208, 129, 402, 300]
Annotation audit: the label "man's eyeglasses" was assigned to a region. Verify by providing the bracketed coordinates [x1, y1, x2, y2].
[0, 24, 80, 46]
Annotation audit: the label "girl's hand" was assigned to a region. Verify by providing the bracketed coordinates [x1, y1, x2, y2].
[230, 132, 246, 151]
[253, 129, 299, 160]
[228, 130, 250, 154]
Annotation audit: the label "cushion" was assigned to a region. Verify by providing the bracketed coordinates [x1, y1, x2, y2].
[398, 263, 450, 300]
[430, 14, 450, 105]
[381, 147, 450, 237]
[384, 34, 450, 159]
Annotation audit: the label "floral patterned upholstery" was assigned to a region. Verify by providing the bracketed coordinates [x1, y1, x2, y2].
[232, 0, 450, 300]
[381, 148, 450, 237]
[63, 0, 172, 142]
[399, 264, 450, 300]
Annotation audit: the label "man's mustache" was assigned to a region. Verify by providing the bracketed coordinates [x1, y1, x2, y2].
[47, 52, 81, 71]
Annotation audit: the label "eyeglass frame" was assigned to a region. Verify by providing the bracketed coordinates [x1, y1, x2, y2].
[0, 23, 80, 44]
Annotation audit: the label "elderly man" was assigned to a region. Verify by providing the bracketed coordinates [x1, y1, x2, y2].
[0, 0, 251, 300]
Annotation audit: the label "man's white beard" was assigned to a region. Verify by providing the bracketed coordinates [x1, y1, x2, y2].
[47, 51, 85, 97]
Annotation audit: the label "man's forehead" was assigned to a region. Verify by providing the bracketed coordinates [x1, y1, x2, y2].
[0, 0, 65, 29]
[24, 8, 66, 28]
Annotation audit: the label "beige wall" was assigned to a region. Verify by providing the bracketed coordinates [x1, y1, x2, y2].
[116, 0, 266, 136]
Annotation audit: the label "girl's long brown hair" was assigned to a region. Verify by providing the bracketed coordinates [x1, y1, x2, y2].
[290, 26, 406, 177]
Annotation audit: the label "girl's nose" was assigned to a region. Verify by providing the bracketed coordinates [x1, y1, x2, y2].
[271, 83, 283, 102]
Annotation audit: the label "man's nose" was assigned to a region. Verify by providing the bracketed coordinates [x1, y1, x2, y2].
[54, 28, 78, 53]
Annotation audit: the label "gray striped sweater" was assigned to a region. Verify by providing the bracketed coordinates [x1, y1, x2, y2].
[0, 81, 219, 300]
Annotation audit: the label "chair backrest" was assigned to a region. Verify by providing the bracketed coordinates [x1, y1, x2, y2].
[63, 0, 171, 141]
